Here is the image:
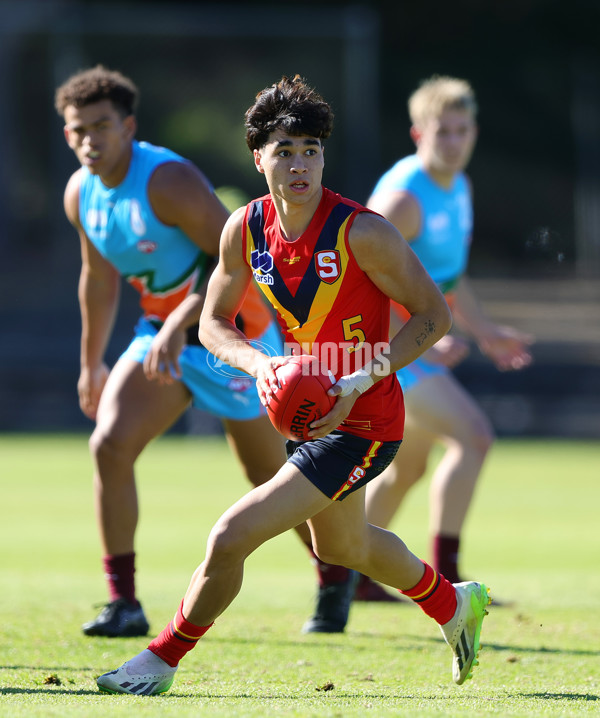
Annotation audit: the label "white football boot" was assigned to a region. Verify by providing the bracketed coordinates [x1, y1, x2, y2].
[440, 581, 491, 685]
[97, 648, 177, 695]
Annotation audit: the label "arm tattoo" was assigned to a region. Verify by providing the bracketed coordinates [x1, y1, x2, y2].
[415, 319, 436, 346]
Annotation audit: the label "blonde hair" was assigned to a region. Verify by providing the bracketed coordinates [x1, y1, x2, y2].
[408, 75, 477, 127]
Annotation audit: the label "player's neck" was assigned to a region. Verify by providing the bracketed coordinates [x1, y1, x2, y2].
[99, 145, 133, 189]
[423, 163, 456, 190]
[273, 187, 323, 242]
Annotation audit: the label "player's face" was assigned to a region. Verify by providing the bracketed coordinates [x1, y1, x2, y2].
[414, 108, 477, 179]
[63, 99, 136, 186]
[253, 130, 324, 206]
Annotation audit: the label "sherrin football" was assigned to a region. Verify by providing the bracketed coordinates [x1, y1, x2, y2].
[266, 355, 336, 441]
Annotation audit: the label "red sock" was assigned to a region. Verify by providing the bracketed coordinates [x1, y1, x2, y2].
[148, 600, 213, 667]
[103, 553, 136, 604]
[306, 545, 350, 586]
[433, 534, 461, 584]
[400, 561, 457, 625]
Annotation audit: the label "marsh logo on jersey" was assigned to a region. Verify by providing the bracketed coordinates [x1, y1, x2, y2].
[251, 249, 274, 285]
[315, 250, 340, 284]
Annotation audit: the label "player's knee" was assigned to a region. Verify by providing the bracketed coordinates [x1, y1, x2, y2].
[473, 416, 495, 455]
[406, 458, 428, 485]
[239, 448, 286, 487]
[89, 426, 133, 467]
[456, 413, 495, 458]
[382, 456, 426, 491]
[313, 540, 365, 568]
[89, 427, 112, 462]
[205, 517, 250, 567]
[313, 547, 348, 566]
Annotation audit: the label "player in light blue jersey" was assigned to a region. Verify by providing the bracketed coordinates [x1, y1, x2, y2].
[55, 66, 299, 638]
[353, 75, 534, 601]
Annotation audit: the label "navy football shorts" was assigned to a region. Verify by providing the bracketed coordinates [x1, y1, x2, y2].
[286, 430, 401, 501]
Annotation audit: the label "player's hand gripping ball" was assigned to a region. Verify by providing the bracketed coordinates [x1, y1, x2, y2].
[266, 355, 335, 441]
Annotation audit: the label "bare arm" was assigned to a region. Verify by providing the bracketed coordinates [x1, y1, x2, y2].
[350, 212, 452, 378]
[367, 187, 448, 355]
[199, 208, 295, 406]
[141, 161, 228, 382]
[148, 160, 227, 334]
[150, 160, 229, 258]
[64, 171, 120, 419]
[309, 212, 452, 438]
[368, 184, 532, 371]
[199, 209, 272, 356]
[366, 189, 421, 241]
[453, 277, 534, 371]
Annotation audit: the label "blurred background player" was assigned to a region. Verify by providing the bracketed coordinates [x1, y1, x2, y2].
[55, 65, 300, 637]
[354, 75, 533, 600]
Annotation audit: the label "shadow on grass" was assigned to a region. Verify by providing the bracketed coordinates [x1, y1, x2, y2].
[204, 635, 386, 652]
[511, 693, 599, 702]
[349, 633, 600, 658]
[485, 641, 600, 657]
[2, 686, 598, 704]
[0, 687, 99, 696]
[84, 691, 600, 703]
[0, 686, 424, 700]
[1, 665, 97, 671]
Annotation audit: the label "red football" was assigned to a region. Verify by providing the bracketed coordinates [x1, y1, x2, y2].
[266, 355, 336, 441]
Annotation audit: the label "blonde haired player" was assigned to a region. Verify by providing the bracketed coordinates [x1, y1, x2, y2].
[353, 75, 533, 601]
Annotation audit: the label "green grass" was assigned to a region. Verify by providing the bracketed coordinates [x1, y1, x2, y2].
[1, 434, 599, 716]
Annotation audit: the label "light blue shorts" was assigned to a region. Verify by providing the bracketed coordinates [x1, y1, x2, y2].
[120, 317, 283, 420]
[396, 356, 448, 394]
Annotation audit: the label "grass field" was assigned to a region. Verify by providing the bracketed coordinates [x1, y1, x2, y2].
[1, 433, 599, 717]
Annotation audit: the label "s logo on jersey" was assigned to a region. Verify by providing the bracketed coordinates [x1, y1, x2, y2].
[315, 250, 340, 284]
[251, 249, 274, 285]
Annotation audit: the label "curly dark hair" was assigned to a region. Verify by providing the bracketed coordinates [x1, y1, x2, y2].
[54, 65, 139, 117]
[245, 75, 334, 151]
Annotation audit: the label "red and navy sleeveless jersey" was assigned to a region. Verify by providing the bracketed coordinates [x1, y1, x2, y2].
[242, 187, 404, 441]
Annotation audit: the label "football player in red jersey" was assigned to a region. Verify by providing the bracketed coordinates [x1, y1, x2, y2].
[96, 75, 491, 696]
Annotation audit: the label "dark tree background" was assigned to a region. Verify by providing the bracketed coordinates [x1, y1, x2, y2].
[0, 0, 598, 434]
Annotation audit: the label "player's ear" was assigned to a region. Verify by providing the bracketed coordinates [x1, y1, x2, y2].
[123, 114, 137, 140]
[253, 149, 265, 174]
[409, 125, 421, 145]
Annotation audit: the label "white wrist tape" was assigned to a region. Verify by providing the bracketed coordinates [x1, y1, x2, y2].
[335, 369, 374, 397]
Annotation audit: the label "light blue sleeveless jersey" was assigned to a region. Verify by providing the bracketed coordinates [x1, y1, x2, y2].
[370, 154, 472, 292]
[79, 140, 213, 323]
[371, 154, 473, 393]
[78, 140, 276, 418]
